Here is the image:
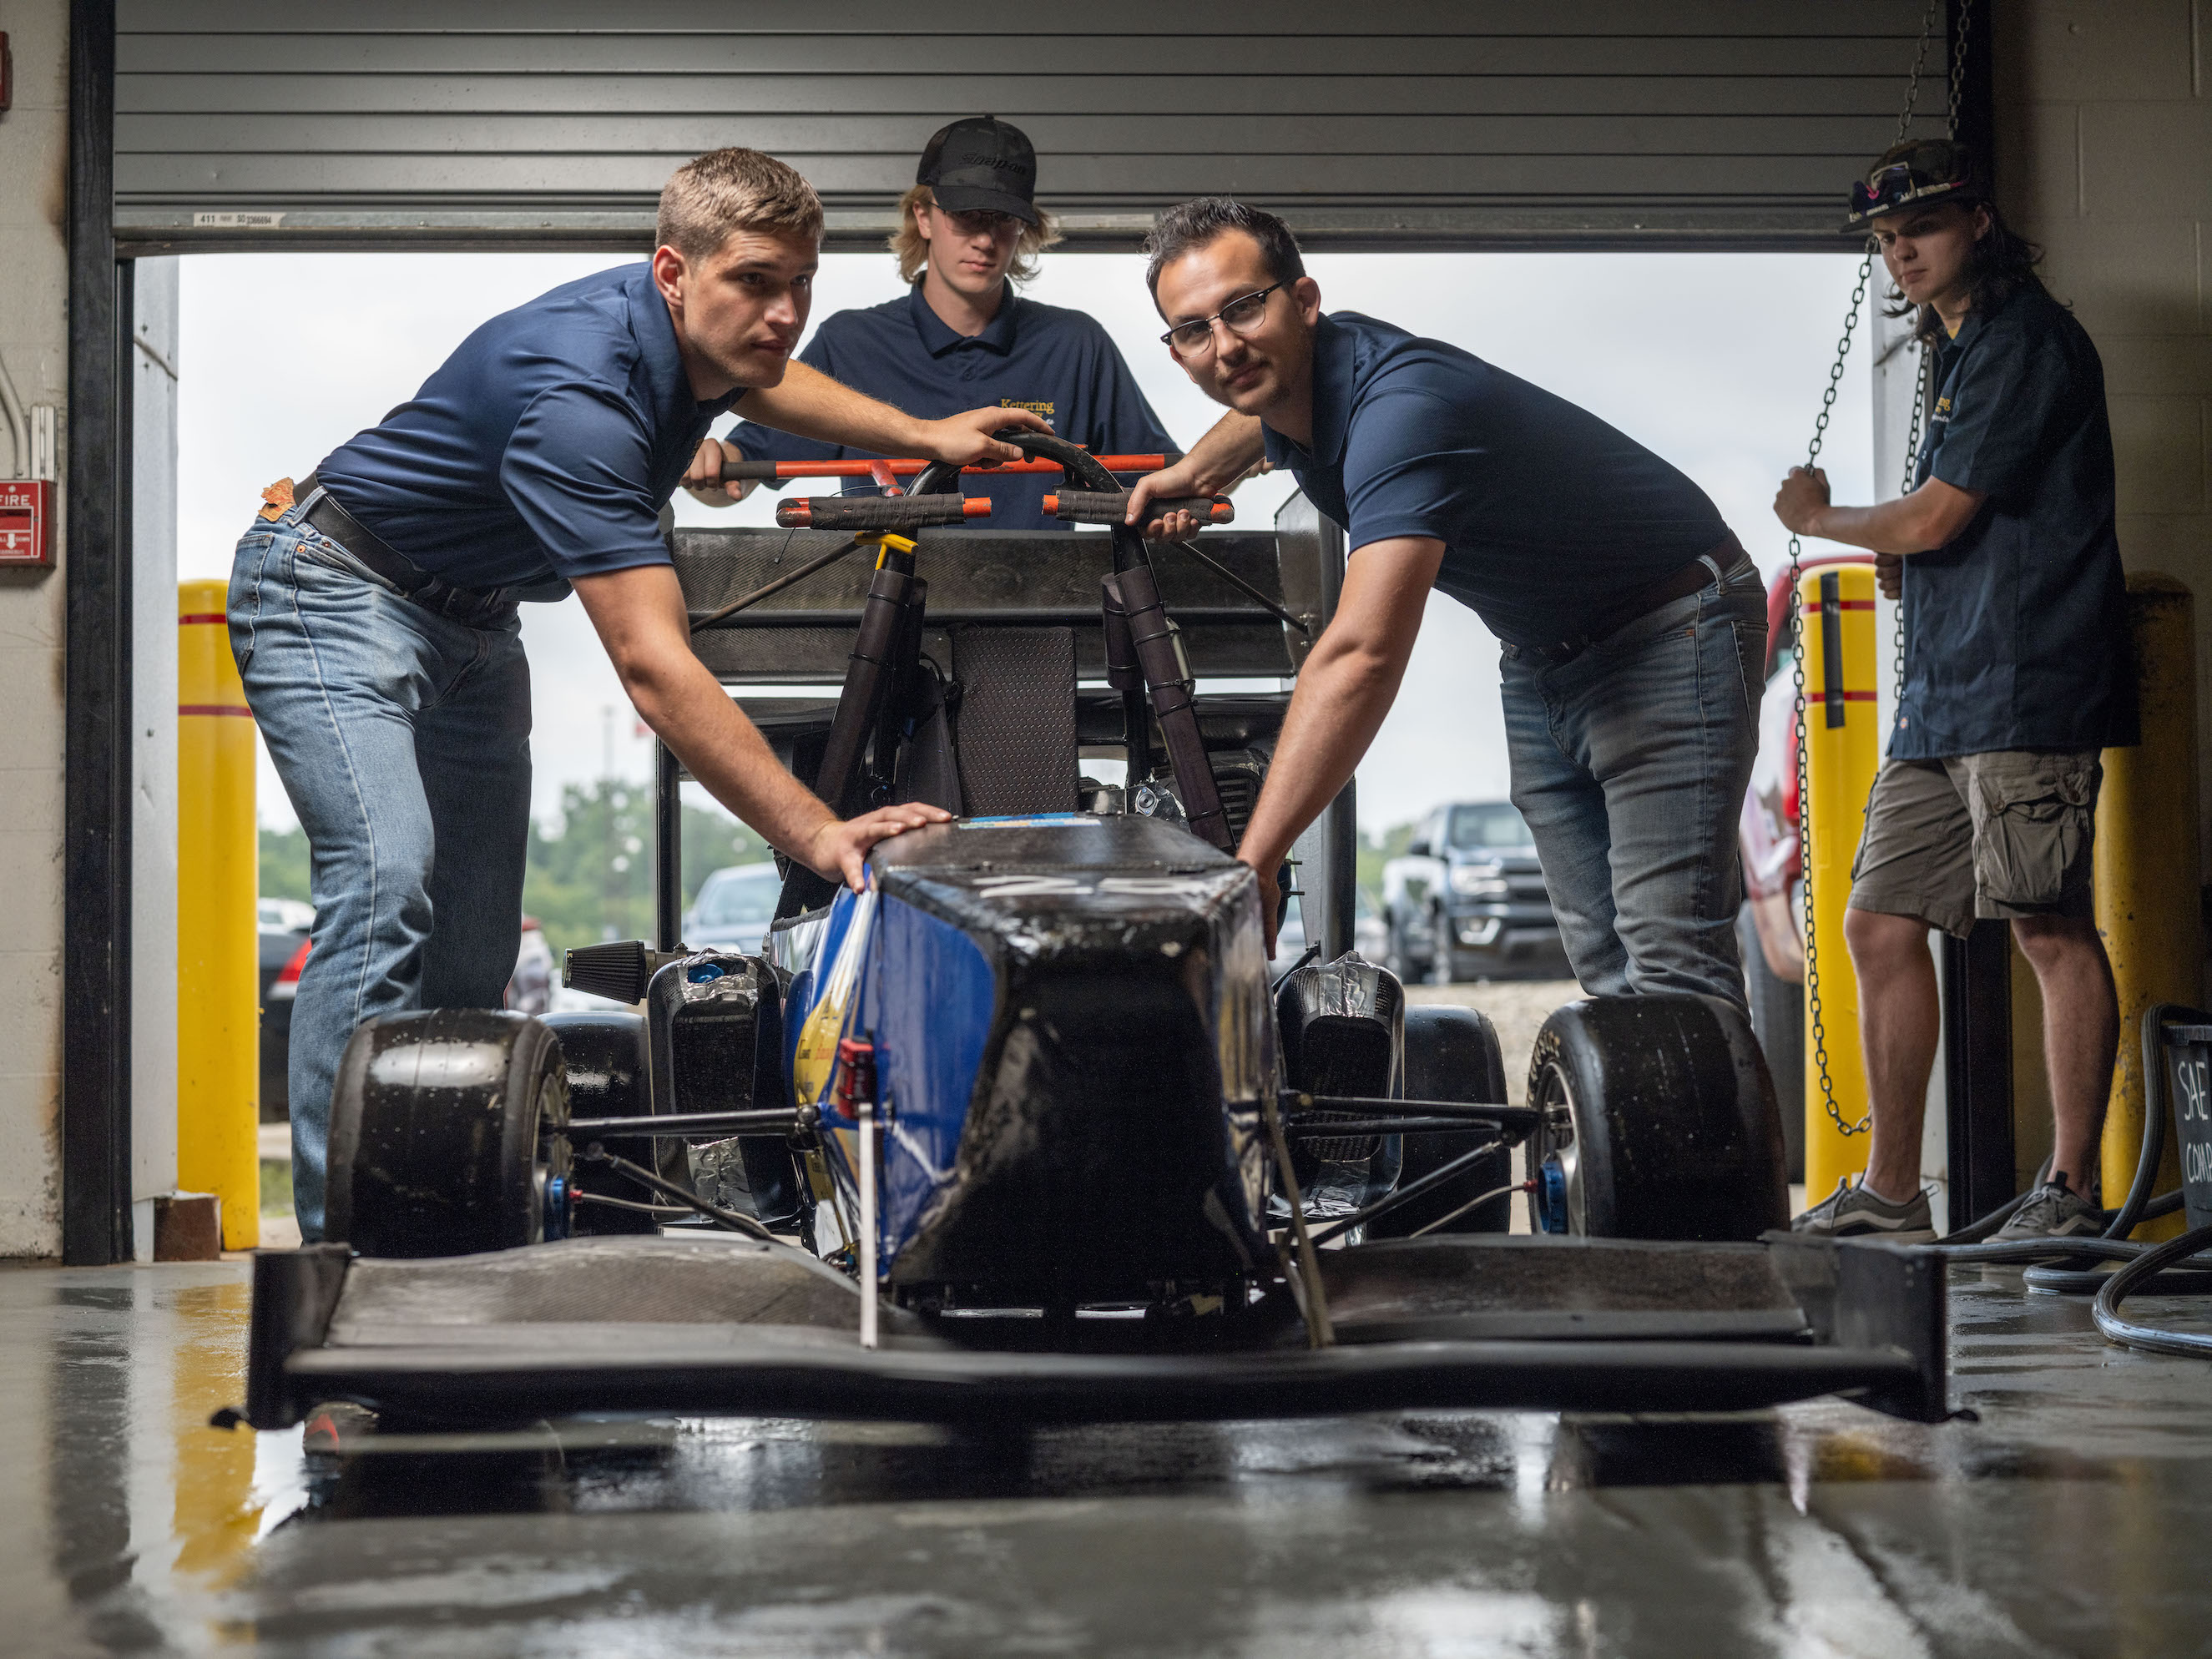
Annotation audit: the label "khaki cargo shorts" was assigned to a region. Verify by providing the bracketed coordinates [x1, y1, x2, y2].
[1846, 749, 2103, 939]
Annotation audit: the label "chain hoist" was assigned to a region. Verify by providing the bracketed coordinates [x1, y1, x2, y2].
[1789, 0, 1965, 1140]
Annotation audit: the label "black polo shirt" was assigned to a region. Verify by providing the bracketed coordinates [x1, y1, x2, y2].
[727, 287, 1175, 532]
[1897, 283, 2136, 758]
[1259, 312, 1730, 650]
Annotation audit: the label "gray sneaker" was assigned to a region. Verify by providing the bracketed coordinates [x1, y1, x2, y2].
[1992, 1180, 2103, 1242]
[1791, 1177, 1937, 1243]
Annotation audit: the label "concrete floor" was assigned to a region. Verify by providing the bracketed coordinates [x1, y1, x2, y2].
[3, 1258, 2209, 1656]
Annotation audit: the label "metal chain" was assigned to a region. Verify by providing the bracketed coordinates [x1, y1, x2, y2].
[1948, 0, 1973, 141]
[1789, 257, 1873, 1138]
[1893, 0, 1944, 144]
[1789, 0, 1961, 1141]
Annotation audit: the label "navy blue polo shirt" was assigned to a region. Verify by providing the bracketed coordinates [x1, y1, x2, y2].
[1260, 313, 1730, 649]
[727, 287, 1175, 532]
[314, 263, 740, 592]
[1896, 283, 2135, 758]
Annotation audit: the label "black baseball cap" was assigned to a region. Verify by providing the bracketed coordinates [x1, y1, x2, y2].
[917, 116, 1038, 224]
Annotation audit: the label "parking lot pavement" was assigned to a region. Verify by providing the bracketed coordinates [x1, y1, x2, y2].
[1404, 978, 1581, 1104]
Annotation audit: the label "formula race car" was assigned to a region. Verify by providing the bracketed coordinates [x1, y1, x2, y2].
[230, 434, 1949, 1432]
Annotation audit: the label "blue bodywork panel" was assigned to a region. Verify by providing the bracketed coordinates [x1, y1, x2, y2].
[775, 812, 1275, 1297]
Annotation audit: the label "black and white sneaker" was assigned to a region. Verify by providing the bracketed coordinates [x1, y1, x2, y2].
[1992, 1179, 2103, 1241]
[1790, 1177, 1937, 1243]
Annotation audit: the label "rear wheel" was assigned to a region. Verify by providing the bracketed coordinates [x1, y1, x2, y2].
[1525, 994, 1787, 1242]
[326, 1008, 570, 1258]
[1366, 1003, 1513, 1238]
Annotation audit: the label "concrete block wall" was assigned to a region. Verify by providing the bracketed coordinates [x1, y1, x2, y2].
[0, 0, 70, 1257]
[1996, 0, 2212, 861]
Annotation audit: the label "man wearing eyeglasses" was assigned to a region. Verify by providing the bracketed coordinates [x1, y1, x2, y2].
[687, 117, 1175, 529]
[1130, 197, 1765, 1017]
[1775, 142, 2133, 1244]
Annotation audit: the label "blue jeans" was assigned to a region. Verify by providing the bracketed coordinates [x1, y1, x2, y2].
[229, 502, 533, 1240]
[1499, 557, 1766, 1011]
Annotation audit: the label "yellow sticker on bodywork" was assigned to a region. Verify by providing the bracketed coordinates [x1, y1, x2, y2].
[791, 884, 877, 1108]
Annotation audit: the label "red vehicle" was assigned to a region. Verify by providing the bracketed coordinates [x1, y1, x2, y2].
[1738, 554, 1877, 1182]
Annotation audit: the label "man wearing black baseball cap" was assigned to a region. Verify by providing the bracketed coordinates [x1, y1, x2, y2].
[691, 117, 1174, 528]
[1775, 140, 2134, 1244]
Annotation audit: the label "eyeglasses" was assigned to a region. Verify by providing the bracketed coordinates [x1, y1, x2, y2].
[1848, 141, 1973, 224]
[1159, 284, 1283, 356]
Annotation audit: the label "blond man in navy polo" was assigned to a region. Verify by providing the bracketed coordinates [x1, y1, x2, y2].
[685, 118, 1174, 528]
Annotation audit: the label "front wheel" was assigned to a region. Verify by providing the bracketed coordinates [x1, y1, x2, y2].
[1525, 995, 1786, 1242]
[326, 1008, 571, 1257]
[1366, 1003, 1512, 1238]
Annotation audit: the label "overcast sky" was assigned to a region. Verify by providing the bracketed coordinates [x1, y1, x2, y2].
[177, 248, 1873, 835]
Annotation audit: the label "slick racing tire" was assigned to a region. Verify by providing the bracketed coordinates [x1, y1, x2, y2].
[542, 1010, 657, 1236]
[326, 1008, 571, 1258]
[1366, 1003, 1513, 1238]
[1525, 994, 1787, 1242]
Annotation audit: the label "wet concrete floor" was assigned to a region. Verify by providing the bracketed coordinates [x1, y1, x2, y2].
[3, 1259, 2209, 1656]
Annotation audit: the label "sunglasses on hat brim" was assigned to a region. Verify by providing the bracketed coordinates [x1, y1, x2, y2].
[1846, 143, 1977, 226]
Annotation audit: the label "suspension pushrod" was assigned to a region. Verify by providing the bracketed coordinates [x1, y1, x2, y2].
[557, 1109, 798, 1139]
[1306, 1139, 1509, 1248]
[1280, 1092, 1538, 1135]
[1281, 1117, 1512, 1138]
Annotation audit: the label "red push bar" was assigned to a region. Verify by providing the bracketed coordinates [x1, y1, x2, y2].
[724, 454, 1170, 482]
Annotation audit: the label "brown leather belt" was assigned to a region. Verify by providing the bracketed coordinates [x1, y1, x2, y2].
[297, 473, 518, 627]
[1508, 534, 1748, 668]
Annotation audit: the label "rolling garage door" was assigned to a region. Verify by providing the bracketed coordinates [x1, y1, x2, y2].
[113, 2, 1963, 254]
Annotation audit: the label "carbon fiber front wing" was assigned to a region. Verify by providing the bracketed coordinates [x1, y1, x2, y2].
[230, 1231, 1950, 1430]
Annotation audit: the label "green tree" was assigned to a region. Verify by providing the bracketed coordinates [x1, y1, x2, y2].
[1356, 821, 1417, 910]
[521, 780, 770, 960]
[260, 784, 771, 961]
[260, 824, 311, 903]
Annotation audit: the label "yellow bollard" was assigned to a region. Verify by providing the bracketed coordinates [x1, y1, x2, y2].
[178, 580, 260, 1250]
[2095, 572, 2199, 1242]
[1799, 563, 1882, 1198]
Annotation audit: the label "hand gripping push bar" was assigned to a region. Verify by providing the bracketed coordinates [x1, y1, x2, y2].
[1043, 490, 1232, 527]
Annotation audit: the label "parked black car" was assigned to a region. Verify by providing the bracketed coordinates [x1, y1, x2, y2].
[257, 900, 313, 1122]
[1381, 800, 1568, 983]
[256, 905, 554, 1123]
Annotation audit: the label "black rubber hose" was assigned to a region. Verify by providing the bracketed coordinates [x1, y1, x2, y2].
[1935, 1234, 2212, 1268]
[1937, 1184, 2040, 1244]
[2093, 1221, 2212, 1357]
[2104, 1002, 2187, 1239]
[1998, 1003, 2197, 1283]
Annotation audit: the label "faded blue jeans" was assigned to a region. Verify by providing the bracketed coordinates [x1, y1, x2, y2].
[1499, 555, 1765, 1012]
[229, 498, 532, 1240]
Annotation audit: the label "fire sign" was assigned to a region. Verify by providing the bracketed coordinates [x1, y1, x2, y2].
[0, 480, 53, 568]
